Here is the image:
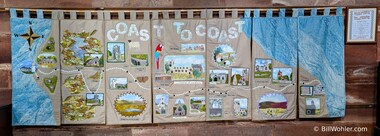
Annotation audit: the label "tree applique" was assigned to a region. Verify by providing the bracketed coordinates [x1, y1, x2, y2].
[62, 95, 95, 121]
[63, 74, 86, 94]
[61, 30, 102, 66]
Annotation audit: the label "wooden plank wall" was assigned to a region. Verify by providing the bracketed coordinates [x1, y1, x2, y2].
[0, 0, 379, 135]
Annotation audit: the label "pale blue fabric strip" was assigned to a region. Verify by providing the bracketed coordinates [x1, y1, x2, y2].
[298, 9, 345, 117]
[266, 9, 273, 18]
[254, 9, 260, 18]
[10, 8, 17, 18]
[336, 7, 343, 16]
[298, 8, 305, 16]
[324, 7, 331, 16]
[23, 9, 30, 18]
[279, 8, 285, 17]
[311, 8, 317, 16]
[37, 10, 44, 19]
[292, 8, 298, 17]
[244, 9, 251, 18]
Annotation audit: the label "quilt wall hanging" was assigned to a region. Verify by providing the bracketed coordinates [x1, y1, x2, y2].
[206, 9, 252, 121]
[104, 11, 152, 125]
[11, 9, 62, 126]
[60, 11, 106, 124]
[251, 9, 298, 121]
[298, 8, 345, 118]
[152, 10, 207, 123]
[10, 7, 346, 126]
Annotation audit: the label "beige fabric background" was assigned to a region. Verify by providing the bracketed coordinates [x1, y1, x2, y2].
[298, 68, 328, 118]
[206, 18, 252, 121]
[251, 39, 297, 121]
[34, 17, 61, 125]
[152, 19, 207, 123]
[105, 19, 152, 124]
[60, 19, 106, 124]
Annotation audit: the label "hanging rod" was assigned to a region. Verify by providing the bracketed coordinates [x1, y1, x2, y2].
[2, 7, 346, 13]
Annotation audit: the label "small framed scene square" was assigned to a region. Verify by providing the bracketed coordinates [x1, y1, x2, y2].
[131, 54, 149, 67]
[306, 98, 321, 115]
[86, 93, 104, 106]
[347, 8, 378, 43]
[109, 77, 128, 90]
[209, 70, 229, 84]
[300, 85, 313, 96]
[272, 67, 293, 84]
[230, 68, 249, 86]
[84, 53, 104, 67]
[254, 58, 272, 78]
[107, 42, 126, 63]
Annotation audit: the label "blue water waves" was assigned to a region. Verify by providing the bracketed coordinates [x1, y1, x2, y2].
[298, 16, 345, 117]
[11, 18, 57, 125]
[252, 17, 298, 67]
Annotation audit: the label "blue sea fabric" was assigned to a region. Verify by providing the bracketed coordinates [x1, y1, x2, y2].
[252, 8, 345, 118]
[298, 12, 345, 117]
[252, 14, 298, 67]
[11, 9, 57, 125]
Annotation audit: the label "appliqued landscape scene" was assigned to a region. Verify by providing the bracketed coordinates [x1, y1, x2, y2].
[259, 93, 287, 117]
[164, 55, 205, 80]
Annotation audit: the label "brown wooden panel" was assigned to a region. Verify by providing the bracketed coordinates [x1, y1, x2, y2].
[224, 0, 272, 7]
[273, 122, 373, 136]
[0, 64, 12, 88]
[0, 34, 11, 64]
[0, 13, 10, 34]
[187, 122, 272, 136]
[328, 0, 355, 6]
[13, 126, 132, 136]
[377, 32, 380, 61]
[354, 0, 380, 6]
[0, 88, 11, 107]
[0, 0, 4, 8]
[4, 0, 92, 9]
[345, 65, 377, 84]
[272, 0, 328, 6]
[92, 0, 175, 8]
[342, 108, 375, 123]
[12, 120, 374, 135]
[345, 45, 377, 66]
[92, 0, 131, 8]
[191, 126, 266, 136]
[92, 0, 174, 8]
[131, 127, 188, 136]
[173, 0, 225, 8]
[0, 105, 12, 136]
[346, 83, 376, 105]
[133, 0, 173, 7]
